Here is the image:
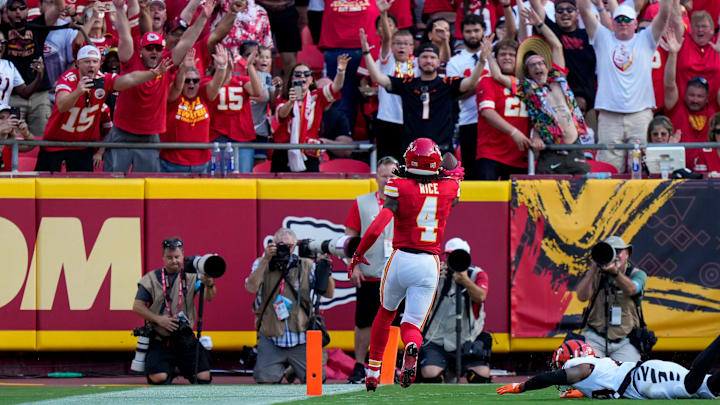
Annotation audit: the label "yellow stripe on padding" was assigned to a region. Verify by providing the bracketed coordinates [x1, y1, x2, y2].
[459, 180, 511, 202]
[36, 179, 144, 199]
[145, 178, 256, 199]
[0, 330, 36, 350]
[509, 336, 717, 352]
[0, 179, 35, 198]
[258, 179, 372, 200]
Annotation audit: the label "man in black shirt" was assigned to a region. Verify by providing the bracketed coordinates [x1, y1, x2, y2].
[530, 0, 596, 108]
[1, 0, 73, 137]
[360, 28, 489, 156]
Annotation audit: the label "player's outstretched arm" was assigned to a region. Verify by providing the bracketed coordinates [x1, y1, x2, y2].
[348, 199, 398, 277]
[498, 364, 593, 395]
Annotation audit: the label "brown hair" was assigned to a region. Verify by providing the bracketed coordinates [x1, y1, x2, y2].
[708, 112, 720, 142]
[646, 115, 674, 143]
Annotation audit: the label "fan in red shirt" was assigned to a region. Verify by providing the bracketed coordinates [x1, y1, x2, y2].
[663, 29, 717, 171]
[160, 46, 229, 172]
[348, 138, 463, 392]
[36, 45, 170, 172]
[270, 55, 348, 172]
[0, 103, 35, 172]
[476, 39, 534, 180]
[207, 47, 262, 173]
[694, 112, 720, 173]
[104, 0, 215, 173]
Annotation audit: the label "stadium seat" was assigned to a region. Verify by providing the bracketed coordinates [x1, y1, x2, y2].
[319, 159, 370, 173]
[253, 160, 272, 173]
[17, 155, 37, 171]
[587, 159, 619, 174]
[297, 27, 324, 75]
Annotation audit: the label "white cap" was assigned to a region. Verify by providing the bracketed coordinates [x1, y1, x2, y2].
[77, 45, 101, 61]
[0, 103, 11, 112]
[613, 4, 637, 20]
[444, 237, 470, 254]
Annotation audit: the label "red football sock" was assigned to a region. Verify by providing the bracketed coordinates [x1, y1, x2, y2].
[368, 307, 397, 369]
[400, 322, 423, 348]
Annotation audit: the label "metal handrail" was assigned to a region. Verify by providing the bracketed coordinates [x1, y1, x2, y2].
[526, 142, 720, 175]
[0, 139, 378, 173]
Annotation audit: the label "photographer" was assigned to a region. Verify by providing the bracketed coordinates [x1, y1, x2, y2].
[245, 228, 335, 384]
[419, 238, 492, 384]
[576, 236, 647, 362]
[132, 237, 217, 385]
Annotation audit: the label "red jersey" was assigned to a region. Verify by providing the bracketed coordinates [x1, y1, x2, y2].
[383, 177, 460, 255]
[113, 49, 174, 135]
[43, 69, 118, 151]
[651, 45, 668, 112]
[89, 34, 118, 57]
[209, 74, 255, 142]
[695, 148, 720, 173]
[0, 145, 9, 171]
[677, 31, 720, 109]
[318, 0, 379, 50]
[667, 101, 716, 170]
[476, 75, 530, 168]
[161, 89, 212, 165]
[423, 0, 453, 14]
[389, 0, 412, 29]
[274, 85, 341, 157]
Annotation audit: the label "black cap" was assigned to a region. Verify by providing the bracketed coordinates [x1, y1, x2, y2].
[416, 42, 440, 57]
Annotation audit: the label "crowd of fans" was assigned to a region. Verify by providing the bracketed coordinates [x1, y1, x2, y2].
[0, 0, 719, 176]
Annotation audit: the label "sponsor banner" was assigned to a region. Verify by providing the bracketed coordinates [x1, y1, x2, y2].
[510, 179, 720, 343]
[0, 178, 512, 351]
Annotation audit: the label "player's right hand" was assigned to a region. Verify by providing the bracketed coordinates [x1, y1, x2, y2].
[497, 383, 524, 395]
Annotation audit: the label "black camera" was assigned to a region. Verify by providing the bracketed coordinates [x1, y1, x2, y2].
[130, 325, 152, 372]
[275, 242, 292, 262]
[591, 242, 616, 267]
[296, 235, 360, 259]
[446, 249, 471, 275]
[8, 107, 20, 119]
[183, 254, 226, 278]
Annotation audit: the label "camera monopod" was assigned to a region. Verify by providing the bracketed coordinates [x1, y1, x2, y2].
[184, 254, 227, 383]
[447, 249, 472, 383]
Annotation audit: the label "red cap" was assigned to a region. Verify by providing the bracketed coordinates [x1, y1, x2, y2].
[140, 32, 166, 48]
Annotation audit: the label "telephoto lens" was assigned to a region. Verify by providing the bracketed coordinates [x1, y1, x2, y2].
[130, 335, 150, 372]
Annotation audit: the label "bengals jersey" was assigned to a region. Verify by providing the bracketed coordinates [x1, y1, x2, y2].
[384, 177, 460, 254]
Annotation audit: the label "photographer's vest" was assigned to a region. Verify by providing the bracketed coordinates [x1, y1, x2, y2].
[138, 268, 199, 337]
[424, 267, 486, 352]
[357, 192, 394, 279]
[254, 257, 313, 338]
[586, 267, 642, 341]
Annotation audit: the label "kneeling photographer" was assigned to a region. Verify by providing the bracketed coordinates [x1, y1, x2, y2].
[419, 238, 492, 383]
[245, 228, 335, 384]
[132, 237, 221, 385]
[576, 236, 649, 362]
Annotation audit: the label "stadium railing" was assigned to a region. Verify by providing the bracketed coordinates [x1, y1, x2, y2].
[0, 140, 378, 173]
[526, 142, 720, 175]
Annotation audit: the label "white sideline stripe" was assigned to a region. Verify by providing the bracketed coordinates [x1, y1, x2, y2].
[26, 384, 366, 405]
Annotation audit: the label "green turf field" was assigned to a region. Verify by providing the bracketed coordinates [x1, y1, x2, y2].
[1, 383, 718, 404]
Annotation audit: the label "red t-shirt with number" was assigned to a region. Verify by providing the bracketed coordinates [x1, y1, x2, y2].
[209, 74, 255, 142]
[383, 177, 460, 255]
[113, 49, 174, 135]
[161, 88, 212, 165]
[667, 100, 716, 170]
[43, 68, 117, 151]
[476, 76, 530, 168]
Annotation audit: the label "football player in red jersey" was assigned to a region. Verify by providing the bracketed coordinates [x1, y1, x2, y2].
[348, 137, 463, 391]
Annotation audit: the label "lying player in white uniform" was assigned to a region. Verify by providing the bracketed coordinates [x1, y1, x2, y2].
[498, 337, 720, 399]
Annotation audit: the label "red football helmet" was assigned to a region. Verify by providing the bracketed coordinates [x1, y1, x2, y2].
[552, 340, 596, 369]
[404, 138, 442, 175]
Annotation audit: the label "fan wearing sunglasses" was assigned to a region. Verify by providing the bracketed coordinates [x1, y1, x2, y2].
[159, 46, 229, 173]
[578, 0, 672, 173]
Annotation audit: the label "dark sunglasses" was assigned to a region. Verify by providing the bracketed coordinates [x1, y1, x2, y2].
[8, 5, 27, 11]
[614, 16, 633, 24]
[690, 76, 708, 86]
[712, 128, 720, 134]
[162, 238, 184, 249]
[184, 78, 200, 84]
[556, 7, 576, 14]
[0, 40, 7, 46]
[293, 71, 312, 78]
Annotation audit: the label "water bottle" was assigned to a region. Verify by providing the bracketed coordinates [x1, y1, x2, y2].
[584, 172, 612, 179]
[224, 143, 235, 174]
[631, 144, 642, 180]
[210, 142, 221, 176]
